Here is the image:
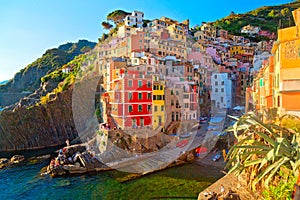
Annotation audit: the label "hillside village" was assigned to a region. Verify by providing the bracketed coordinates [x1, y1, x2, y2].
[66, 7, 299, 133]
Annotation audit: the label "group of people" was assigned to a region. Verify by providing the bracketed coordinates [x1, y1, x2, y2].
[100, 123, 111, 130]
[49, 147, 81, 169]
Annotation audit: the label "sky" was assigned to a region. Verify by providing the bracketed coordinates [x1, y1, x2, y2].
[0, 0, 292, 82]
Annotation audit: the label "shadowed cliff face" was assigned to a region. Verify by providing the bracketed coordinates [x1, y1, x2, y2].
[0, 89, 79, 152]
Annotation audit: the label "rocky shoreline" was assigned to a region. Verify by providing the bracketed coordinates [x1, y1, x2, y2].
[0, 154, 51, 169]
[44, 141, 196, 177]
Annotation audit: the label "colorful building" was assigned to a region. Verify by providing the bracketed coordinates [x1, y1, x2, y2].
[152, 75, 165, 130]
[271, 8, 300, 116]
[109, 68, 153, 129]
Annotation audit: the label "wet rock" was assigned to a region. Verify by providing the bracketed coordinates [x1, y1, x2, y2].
[10, 155, 25, 163]
[0, 158, 9, 165]
[0, 158, 11, 169]
[28, 154, 51, 162]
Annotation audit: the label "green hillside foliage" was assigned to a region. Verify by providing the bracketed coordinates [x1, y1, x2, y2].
[213, 1, 300, 34]
[24, 39, 96, 75]
[39, 54, 86, 105]
[0, 40, 96, 93]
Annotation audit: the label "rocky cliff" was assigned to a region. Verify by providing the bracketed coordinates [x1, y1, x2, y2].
[0, 89, 79, 152]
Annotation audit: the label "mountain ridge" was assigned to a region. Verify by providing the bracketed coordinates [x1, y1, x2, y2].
[0, 39, 96, 107]
[212, 1, 300, 35]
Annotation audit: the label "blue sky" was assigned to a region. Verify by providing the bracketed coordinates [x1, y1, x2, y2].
[0, 0, 292, 82]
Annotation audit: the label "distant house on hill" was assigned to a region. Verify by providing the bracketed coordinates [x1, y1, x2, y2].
[241, 24, 261, 35]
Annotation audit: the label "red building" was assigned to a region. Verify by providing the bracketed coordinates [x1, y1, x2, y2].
[110, 69, 152, 129]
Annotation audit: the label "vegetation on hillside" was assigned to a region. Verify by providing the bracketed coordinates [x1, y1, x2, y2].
[213, 1, 300, 35]
[225, 111, 300, 198]
[0, 40, 96, 93]
[39, 54, 86, 105]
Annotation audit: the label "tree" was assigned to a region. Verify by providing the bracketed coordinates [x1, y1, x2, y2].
[252, 9, 259, 16]
[106, 10, 130, 25]
[268, 10, 276, 18]
[101, 21, 113, 30]
[281, 8, 291, 17]
[230, 11, 235, 16]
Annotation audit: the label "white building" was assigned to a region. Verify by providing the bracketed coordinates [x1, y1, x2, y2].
[241, 25, 261, 35]
[124, 11, 144, 28]
[211, 72, 232, 109]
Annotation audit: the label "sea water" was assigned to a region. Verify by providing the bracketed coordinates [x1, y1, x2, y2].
[0, 161, 222, 200]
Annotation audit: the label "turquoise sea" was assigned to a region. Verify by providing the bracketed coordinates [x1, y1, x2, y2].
[0, 160, 222, 200]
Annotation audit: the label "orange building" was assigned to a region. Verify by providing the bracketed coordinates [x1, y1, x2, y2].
[252, 8, 300, 116]
[271, 8, 300, 116]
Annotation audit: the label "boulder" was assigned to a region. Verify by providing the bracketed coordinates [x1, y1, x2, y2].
[10, 155, 25, 163]
[0, 158, 10, 169]
[0, 158, 9, 165]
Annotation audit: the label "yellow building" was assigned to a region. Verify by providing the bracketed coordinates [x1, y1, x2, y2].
[152, 75, 165, 130]
[230, 45, 242, 56]
[271, 8, 300, 116]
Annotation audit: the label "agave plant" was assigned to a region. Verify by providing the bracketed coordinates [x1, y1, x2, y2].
[225, 111, 300, 192]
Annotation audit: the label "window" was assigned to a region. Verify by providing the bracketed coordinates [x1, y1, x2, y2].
[221, 81, 224, 85]
[153, 85, 157, 90]
[138, 92, 142, 100]
[154, 105, 158, 112]
[161, 105, 164, 111]
[221, 97, 224, 103]
[176, 100, 180, 108]
[176, 91, 179, 95]
[221, 88, 224, 92]
[160, 85, 163, 90]
[184, 103, 189, 108]
[147, 81, 151, 88]
[148, 105, 151, 111]
[138, 80, 142, 87]
[128, 105, 133, 112]
[215, 82, 218, 86]
[128, 80, 133, 87]
[171, 90, 174, 95]
[171, 100, 174, 106]
[129, 92, 132, 100]
[153, 95, 156, 100]
[215, 88, 218, 92]
[138, 105, 143, 112]
[214, 75, 217, 79]
[184, 94, 189, 99]
[147, 93, 151, 100]
[176, 112, 179, 121]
